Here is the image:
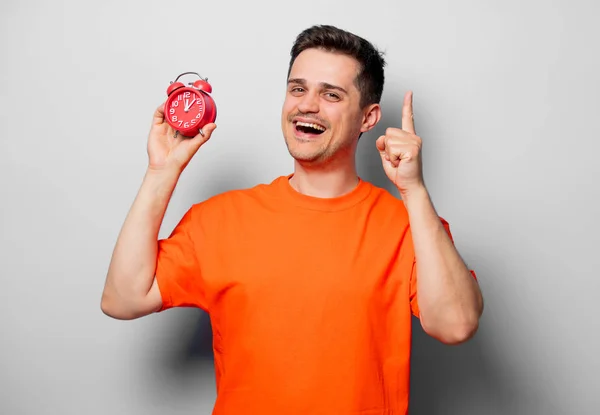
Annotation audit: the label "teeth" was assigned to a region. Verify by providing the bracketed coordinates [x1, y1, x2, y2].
[296, 121, 325, 132]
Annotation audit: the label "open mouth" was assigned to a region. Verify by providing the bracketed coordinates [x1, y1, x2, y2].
[294, 121, 326, 136]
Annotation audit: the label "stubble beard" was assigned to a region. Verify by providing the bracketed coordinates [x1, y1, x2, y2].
[283, 129, 337, 165]
[283, 112, 336, 164]
[285, 133, 357, 168]
[287, 140, 329, 164]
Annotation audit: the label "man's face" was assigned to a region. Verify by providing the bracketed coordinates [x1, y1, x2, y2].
[281, 48, 373, 165]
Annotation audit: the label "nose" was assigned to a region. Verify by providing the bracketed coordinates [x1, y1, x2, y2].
[297, 90, 319, 113]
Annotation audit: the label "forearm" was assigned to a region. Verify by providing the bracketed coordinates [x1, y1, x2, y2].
[102, 167, 180, 307]
[403, 186, 483, 344]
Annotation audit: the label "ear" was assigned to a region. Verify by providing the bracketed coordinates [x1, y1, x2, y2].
[360, 103, 381, 133]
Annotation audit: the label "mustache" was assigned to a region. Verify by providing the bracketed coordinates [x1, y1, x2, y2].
[287, 113, 330, 128]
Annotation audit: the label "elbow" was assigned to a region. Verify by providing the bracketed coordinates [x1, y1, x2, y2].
[421, 312, 481, 345]
[427, 290, 485, 345]
[442, 318, 479, 345]
[100, 292, 123, 319]
[100, 291, 138, 320]
[100, 280, 160, 320]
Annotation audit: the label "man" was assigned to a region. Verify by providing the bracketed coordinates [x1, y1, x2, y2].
[101, 25, 483, 415]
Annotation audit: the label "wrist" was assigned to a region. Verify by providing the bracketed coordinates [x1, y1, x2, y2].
[398, 184, 429, 206]
[400, 184, 439, 219]
[400, 184, 443, 235]
[145, 164, 182, 181]
[142, 166, 181, 201]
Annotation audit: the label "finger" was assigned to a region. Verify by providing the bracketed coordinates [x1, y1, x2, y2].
[152, 102, 167, 125]
[189, 123, 217, 146]
[375, 134, 386, 152]
[375, 135, 391, 161]
[402, 91, 415, 134]
[386, 140, 420, 168]
[388, 147, 402, 167]
[378, 135, 400, 167]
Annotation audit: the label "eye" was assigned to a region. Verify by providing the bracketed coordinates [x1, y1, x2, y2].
[324, 92, 340, 101]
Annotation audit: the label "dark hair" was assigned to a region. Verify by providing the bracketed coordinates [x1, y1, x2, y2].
[288, 25, 386, 109]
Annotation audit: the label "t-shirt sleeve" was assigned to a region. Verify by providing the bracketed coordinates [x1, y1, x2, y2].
[154, 204, 209, 312]
[409, 217, 478, 318]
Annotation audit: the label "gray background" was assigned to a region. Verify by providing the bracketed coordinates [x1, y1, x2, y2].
[1, 0, 598, 414]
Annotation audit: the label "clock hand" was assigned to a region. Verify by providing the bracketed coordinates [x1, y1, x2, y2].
[186, 97, 197, 111]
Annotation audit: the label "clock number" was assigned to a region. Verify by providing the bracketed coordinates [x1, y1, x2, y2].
[191, 119, 196, 125]
[171, 115, 178, 122]
[184, 122, 190, 128]
[171, 100, 179, 107]
[195, 113, 201, 119]
[184, 92, 191, 98]
[169, 108, 175, 115]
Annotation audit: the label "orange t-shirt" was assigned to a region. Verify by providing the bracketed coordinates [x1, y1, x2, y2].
[155, 174, 462, 414]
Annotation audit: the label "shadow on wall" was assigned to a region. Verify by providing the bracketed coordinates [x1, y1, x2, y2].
[148, 309, 215, 376]
[172, 309, 214, 363]
[409, 322, 516, 415]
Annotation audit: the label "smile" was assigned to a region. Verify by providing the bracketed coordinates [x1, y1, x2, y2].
[294, 120, 327, 136]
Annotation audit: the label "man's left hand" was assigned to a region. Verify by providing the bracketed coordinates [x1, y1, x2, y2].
[375, 91, 425, 197]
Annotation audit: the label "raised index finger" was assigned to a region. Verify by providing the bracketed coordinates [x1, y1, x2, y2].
[402, 91, 415, 134]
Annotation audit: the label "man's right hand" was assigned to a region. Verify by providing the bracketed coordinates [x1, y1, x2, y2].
[147, 102, 217, 173]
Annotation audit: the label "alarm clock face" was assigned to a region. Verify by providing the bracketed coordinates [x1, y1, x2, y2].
[166, 89, 205, 131]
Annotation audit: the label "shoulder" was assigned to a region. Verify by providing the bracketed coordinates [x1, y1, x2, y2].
[363, 181, 410, 218]
[365, 182, 452, 236]
[188, 175, 285, 216]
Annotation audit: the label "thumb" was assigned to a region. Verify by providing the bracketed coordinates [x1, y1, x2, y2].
[375, 134, 386, 152]
[188, 122, 217, 147]
[375, 135, 389, 160]
[174, 122, 217, 170]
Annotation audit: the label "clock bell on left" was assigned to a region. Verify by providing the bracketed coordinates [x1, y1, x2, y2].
[164, 71, 217, 137]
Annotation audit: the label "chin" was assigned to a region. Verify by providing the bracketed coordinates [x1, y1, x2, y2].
[284, 140, 322, 163]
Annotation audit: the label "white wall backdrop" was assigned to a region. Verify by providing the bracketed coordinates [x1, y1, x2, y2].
[1, 0, 598, 414]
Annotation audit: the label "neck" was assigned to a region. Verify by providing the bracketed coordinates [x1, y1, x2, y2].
[289, 157, 359, 198]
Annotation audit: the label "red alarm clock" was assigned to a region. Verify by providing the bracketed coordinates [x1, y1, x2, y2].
[164, 71, 217, 137]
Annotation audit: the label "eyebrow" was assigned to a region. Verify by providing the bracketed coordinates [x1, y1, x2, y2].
[287, 78, 348, 95]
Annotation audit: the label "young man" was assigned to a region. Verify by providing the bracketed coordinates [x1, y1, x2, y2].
[101, 25, 483, 415]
